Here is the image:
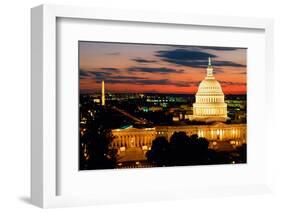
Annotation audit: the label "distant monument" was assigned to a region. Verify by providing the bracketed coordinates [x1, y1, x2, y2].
[101, 80, 105, 106]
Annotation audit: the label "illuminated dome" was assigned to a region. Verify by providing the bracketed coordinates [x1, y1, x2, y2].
[191, 58, 228, 122]
[198, 79, 223, 94]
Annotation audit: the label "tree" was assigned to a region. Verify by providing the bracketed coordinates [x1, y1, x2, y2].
[208, 150, 231, 164]
[169, 132, 190, 165]
[189, 136, 209, 165]
[79, 104, 117, 170]
[146, 132, 210, 167]
[146, 137, 170, 166]
[235, 144, 247, 163]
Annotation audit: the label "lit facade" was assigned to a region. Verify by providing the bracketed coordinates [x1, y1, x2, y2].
[112, 123, 246, 162]
[190, 58, 228, 122]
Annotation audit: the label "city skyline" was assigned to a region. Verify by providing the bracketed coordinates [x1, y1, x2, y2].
[79, 42, 247, 169]
[79, 42, 247, 94]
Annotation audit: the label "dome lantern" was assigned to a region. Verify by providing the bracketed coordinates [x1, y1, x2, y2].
[206, 57, 214, 78]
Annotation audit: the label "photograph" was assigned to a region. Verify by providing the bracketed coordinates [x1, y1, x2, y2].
[79, 41, 247, 170]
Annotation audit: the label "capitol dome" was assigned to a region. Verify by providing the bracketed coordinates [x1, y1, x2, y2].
[191, 58, 228, 122]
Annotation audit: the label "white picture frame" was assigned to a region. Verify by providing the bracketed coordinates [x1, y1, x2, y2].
[31, 4, 274, 208]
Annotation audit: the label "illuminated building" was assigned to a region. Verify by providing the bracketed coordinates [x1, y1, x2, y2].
[112, 127, 156, 163]
[190, 58, 228, 122]
[112, 123, 246, 161]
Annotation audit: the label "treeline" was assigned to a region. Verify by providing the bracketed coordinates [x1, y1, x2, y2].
[79, 101, 117, 170]
[146, 132, 246, 167]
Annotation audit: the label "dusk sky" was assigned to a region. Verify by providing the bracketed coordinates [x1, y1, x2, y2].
[79, 42, 247, 94]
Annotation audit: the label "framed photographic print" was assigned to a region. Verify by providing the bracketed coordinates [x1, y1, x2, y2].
[78, 41, 247, 170]
[31, 4, 274, 208]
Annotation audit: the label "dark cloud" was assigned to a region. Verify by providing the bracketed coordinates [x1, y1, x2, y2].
[155, 49, 216, 67]
[80, 69, 90, 77]
[94, 71, 114, 79]
[80, 68, 120, 79]
[212, 61, 246, 67]
[80, 69, 97, 79]
[102, 77, 149, 84]
[81, 69, 147, 83]
[128, 66, 184, 74]
[92, 73, 171, 85]
[100, 67, 120, 71]
[155, 48, 246, 68]
[80, 69, 198, 87]
[172, 80, 201, 87]
[92, 72, 169, 85]
[202, 46, 245, 51]
[219, 81, 246, 86]
[103, 78, 198, 87]
[236, 71, 247, 75]
[131, 57, 157, 64]
[82, 71, 115, 80]
[153, 45, 244, 51]
[156, 49, 216, 61]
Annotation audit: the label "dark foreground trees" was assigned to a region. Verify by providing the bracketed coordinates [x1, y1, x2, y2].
[146, 132, 210, 167]
[79, 103, 117, 170]
[146, 131, 244, 167]
[146, 137, 170, 166]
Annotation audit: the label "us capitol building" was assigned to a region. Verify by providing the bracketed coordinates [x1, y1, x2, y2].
[110, 58, 246, 163]
[190, 58, 228, 122]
